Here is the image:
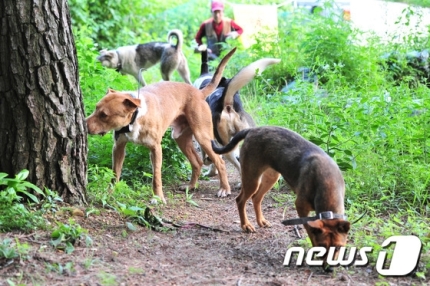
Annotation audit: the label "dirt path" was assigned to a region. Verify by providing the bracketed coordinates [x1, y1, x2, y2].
[0, 164, 421, 285]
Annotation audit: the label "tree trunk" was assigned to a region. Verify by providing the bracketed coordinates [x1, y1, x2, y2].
[0, 0, 87, 204]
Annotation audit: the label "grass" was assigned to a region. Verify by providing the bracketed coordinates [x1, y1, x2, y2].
[388, 0, 430, 8]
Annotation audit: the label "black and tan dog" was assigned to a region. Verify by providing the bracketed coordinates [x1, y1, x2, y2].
[96, 29, 192, 85]
[194, 48, 280, 177]
[212, 126, 350, 267]
[86, 48, 237, 204]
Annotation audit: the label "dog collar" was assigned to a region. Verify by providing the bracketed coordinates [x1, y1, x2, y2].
[114, 109, 139, 140]
[115, 50, 122, 72]
[281, 211, 347, 226]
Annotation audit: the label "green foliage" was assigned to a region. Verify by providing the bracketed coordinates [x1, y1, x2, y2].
[0, 170, 47, 231]
[0, 170, 44, 204]
[389, 0, 430, 8]
[86, 165, 166, 230]
[350, 210, 430, 277]
[69, 0, 198, 48]
[86, 165, 152, 207]
[185, 187, 199, 207]
[69, 0, 149, 47]
[0, 239, 30, 261]
[45, 262, 76, 276]
[40, 188, 63, 214]
[118, 204, 165, 230]
[248, 77, 429, 213]
[50, 219, 92, 254]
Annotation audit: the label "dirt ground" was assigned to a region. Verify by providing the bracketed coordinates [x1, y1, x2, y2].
[0, 164, 426, 286]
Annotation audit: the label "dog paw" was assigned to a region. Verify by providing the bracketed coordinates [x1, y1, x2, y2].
[257, 219, 272, 228]
[217, 188, 231, 197]
[178, 185, 197, 192]
[242, 223, 256, 233]
[150, 196, 166, 205]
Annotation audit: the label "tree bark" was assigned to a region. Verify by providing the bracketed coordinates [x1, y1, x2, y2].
[0, 0, 87, 204]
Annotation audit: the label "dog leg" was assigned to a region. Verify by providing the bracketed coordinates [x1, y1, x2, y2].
[191, 103, 231, 197]
[149, 144, 166, 204]
[236, 175, 260, 232]
[223, 150, 242, 188]
[252, 168, 280, 228]
[177, 58, 192, 84]
[223, 148, 241, 173]
[160, 60, 176, 82]
[112, 136, 128, 182]
[137, 71, 147, 86]
[200, 141, 230, 197]
[175, 128, 203, 190]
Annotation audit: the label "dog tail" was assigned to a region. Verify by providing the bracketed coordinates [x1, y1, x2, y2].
[167, 29, 184, 51]
[212, 128, 250, 154]
[201, 47, 237, 99]
[223, 58, 281, 106]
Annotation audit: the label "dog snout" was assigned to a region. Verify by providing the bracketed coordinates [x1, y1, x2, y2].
[86, 116, 103, 136]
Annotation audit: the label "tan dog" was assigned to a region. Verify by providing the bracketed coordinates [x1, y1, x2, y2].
[212, 126, 350, 269]
[86, 48, 237, 203]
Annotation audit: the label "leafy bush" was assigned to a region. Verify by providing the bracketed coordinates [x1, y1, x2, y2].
[0, 170, 46, 231]
[247, 78, 429, 213]
[0, 239, 30, 261]
[50, 219, 92, 254]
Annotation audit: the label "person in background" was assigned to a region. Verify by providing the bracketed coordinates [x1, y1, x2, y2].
[195, 0, 243, 60]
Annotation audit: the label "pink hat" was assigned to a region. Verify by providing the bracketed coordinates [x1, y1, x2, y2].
[211, 1, 224, 12]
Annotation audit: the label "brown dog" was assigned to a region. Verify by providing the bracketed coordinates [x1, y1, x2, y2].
[212, 126, 350, 268]
[86, 48, 237, 203]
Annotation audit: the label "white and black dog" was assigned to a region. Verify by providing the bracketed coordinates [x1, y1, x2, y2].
[96, 29, 192, 86]
[194, 47, 280, 178]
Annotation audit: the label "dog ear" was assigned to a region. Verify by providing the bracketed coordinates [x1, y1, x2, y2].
[107, 88, 117, 94]
[123, 98, 141, 109]
[307, 220, 324, 234]
[336, 221, 350, 234]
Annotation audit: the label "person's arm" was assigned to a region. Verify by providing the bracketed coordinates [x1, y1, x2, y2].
[195, 22, 206, 46]
[226, 20, 243, 40]
[230, 20, 243, 35]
